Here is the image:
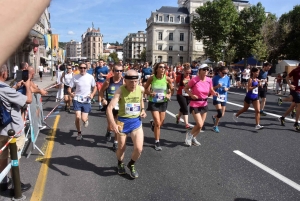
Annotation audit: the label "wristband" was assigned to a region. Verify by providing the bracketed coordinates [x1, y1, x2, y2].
[141, 108, 145, 111]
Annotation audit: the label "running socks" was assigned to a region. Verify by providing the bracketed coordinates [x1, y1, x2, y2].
[128, 159, 135, 167]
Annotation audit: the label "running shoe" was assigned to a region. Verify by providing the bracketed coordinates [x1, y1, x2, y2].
[255, 125, 264, 130]
[175, 114, 180, 124]
[76, 134, 82, 141]
[66, 107, 71, 113]
[127, 164, 139, 179]
[83, 120, 89, 128]
[97, 105, 103, 111]
[291, 108, 296, 118]
[277, 97, 283, 106]
[91, 98, 96, 104]
[212, 126, 220, 133]
[117, 163, 126, 175]
[185, 132, 193, 146]
[278, 116, 285, 126]
[105, 131, 112, 141]
[294, 124, 300, 132]
[150, 119, 154, 132]
[192, 137, 201, 146]
[154, 142, 162, 151]
[64, 105, 67, 111]
[232, 113, 238, 122]
[112, 142, 118, 152]
[260, 110, 267, 116]
[185, 124, 191, 130]
[212, 115, 216, 124]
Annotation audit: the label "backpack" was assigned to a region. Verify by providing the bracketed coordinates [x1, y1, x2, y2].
[0, 84, 12, 127]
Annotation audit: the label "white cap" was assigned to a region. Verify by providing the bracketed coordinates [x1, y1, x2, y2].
[198, 64, 208, 69]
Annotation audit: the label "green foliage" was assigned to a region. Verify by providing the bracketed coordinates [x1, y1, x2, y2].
[191, 0, 239, 62]
[108, 52, 119, 63]
[140, 47, 146, 62]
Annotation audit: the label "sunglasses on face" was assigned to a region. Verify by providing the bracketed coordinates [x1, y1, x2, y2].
[114, 70, 123, 72]
[79, 67, 87, 69]
[200, 68, 209, 71]
[158, 66, 165, 69]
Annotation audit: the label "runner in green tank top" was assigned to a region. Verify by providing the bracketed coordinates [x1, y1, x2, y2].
[144, 62, 173, 151]
[107, 70, 146, 179]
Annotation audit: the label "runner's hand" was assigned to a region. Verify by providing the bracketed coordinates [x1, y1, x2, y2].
[166, 93, 171, 101]
[191, 95, 198, 100]
[40, 89, 48, 96]
[140, 110, 147, 118]
[112, 123, 120, 135]
[290, 85, 295, 90]
[101, 99, 107, 105]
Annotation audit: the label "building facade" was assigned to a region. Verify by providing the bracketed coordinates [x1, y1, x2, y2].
[123, 31, 147, 63]
[81, 27, 103, 62]
[66, 40, 82, 59]
[146, 0, 251, 65]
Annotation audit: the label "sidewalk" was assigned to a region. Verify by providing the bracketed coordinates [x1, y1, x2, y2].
[5, 72, 57, 89]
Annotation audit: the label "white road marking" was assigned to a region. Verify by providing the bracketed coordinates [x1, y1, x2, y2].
[234, 150, 300, 191]
[166, 110, 204, 132]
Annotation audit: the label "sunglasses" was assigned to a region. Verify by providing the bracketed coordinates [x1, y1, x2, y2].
[200, 68, 209, 71]
[114, 70, 123, 72]
[79, 67, 87, 69]
[158, 66, 165, 69]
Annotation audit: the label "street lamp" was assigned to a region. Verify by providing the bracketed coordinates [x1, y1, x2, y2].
[177, 53, 180, 65]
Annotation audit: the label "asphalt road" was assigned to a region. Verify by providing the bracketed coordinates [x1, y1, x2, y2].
[4, 86, 300, 201]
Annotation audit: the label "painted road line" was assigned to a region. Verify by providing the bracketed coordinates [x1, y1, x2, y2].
[234, 150, 300, 191]
[166, 110, 204, 132]
[31, 115, 60, 201]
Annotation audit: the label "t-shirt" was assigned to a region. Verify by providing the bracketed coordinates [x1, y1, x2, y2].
[142, 67, 152, 79]
[95, 66, 109, 83]
[176, 73, 191, 95]
[188, 76, 212, 107]
[258, 70, 268, 88]
[38, 66, 44, 72]
[289, 67, 300, 92]
[69, 73, 96, 97]
[242, 69, 250, 79]
[212, 75, 230, 102]
[87, 68, 94, 75]
[13, 65, 18, 73]
[191, 67, 198, 77]
[0, 82, 27, 136]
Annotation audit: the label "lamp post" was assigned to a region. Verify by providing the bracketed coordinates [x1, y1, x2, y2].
[177, 53, 180, 65]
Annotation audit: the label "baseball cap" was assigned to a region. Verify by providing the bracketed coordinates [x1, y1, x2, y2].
[198, 64, 208, 69]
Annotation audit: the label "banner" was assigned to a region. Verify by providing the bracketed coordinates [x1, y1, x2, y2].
[52, 34, 59, 57]
[47, 34, 51, 49]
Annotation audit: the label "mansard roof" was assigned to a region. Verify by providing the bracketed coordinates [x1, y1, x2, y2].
[156, 6, 189, 15]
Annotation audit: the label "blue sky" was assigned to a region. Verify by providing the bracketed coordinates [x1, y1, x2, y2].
[49, 0, 299, 43]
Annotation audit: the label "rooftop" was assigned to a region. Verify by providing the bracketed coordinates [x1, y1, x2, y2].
[156, 6, 189, 14]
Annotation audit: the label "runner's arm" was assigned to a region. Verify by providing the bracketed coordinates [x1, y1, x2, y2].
[107, 88, 121, 134]
[144, 76, 154, 96]
[139, 86, 146, 118]
[60, 72, 65, 83]
[99, 80, 109, 104]
[166, 77, 174, 96]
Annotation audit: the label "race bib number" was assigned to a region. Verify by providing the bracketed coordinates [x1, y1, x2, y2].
[125, 103, 140, 115]
[182, 89, 189, 96]
[145, 75, 150, 79]
[217, 94, 226, 102]
[253, 87, 258, 94]
[153, 93, 165, 102]
[98, 74, 104, 80]
[114, 103, 119, 110]
[74, 95, 91, 103]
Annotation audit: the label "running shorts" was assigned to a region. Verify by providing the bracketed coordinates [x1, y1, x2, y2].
[117, 117, 142, 135]
[147, 101, 168, 112]
[189, 105, 208, 114]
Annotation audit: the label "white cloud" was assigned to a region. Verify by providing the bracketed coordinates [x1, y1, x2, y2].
[68, 31, 75, 35]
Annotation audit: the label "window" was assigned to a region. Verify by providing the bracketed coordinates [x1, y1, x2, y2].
[181, 17, 184, 23]
[168, 56, 173, 65]
[180, 46, 183, 51]
[180, 33, 184, 41]
[170, 17, 174, 22]
[93, 43, 95, 47]
[158, 56, 162, 62]
[158, 45, 162, 50]
[169, 46, 173, 51]
[159, 16, 162, 21]
[158, 32, 162, 40]
[180, 56, 183, 64]
[169, 33, 173, 41]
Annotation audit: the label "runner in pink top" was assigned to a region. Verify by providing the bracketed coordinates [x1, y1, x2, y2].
[183, 64, 218, 147]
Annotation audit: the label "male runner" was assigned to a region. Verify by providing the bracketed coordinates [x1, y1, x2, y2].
[94, 59, 109, 110]
[190, 61, 198, 78]
[107, 70, 146, 179]
[242, 65, 251, 91]
[258, 62, 272, 116]
[68, 63, 97, 140]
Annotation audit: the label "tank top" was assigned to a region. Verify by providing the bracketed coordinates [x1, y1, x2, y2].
[246, 79, 259, 99]
[63, 72, 73, 86]
[106, 77, 123, 100]
[148, 75, 168, 103]
[177, 73, 191, 96]
[118, 85, 142, 118]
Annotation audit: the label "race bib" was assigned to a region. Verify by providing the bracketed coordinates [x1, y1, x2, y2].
[98, 74, 104, 80]
[153, 93, 165, 102]
[125, 103, 140, 115]
[74, 95, 91, 103]
[145, 75, 150, 79]
[217, 94, 226, 102]
[114, 103, 119, 110]
[192, 75, 196, 78]
[253, 87, 258, 94]
[182, 89, 189, 96]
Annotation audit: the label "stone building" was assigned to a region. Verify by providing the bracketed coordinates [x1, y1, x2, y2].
[146, 0, 251, 65]
[123, 31, 147, 63]
[81, 27, 103, 62]
[66, 40, 82, 59]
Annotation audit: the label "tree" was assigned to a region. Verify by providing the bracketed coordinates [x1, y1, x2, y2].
[108, 52, 119, 63]
[231, 3, 267, 65]
[191, 0, 239, 62]
[140, 47, 146, 62]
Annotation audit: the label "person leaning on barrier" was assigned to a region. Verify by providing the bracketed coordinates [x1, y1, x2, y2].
[0, 64, 32, 193]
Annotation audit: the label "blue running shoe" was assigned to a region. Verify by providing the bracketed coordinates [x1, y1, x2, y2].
[212, 126, 220, 133]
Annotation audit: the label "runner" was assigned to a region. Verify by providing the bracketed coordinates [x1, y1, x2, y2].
[235, 68, 242, 88]
[233, 67, 264, 130]
[175, 63, 192, 129]
[184, 64, 218, 146]
[68, 63, 97, 140]
[285, 63, 300, 131]
[144, 62, 173, 151]
[275, 73, 282, 94]
[278, 90, 296, 126]
[61, 64, 73, 112]
[258, 62, 272, 116]
[94, 59, 109, 111]
[212, 66, 230, 133]
[190, 61, 198, 78]
[100, 64, 124, 151]
[241, 65, 250, 91]
[141, 61, 152, 101]
[281, 71, 288, 95]
[107, 70, 146, 179]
